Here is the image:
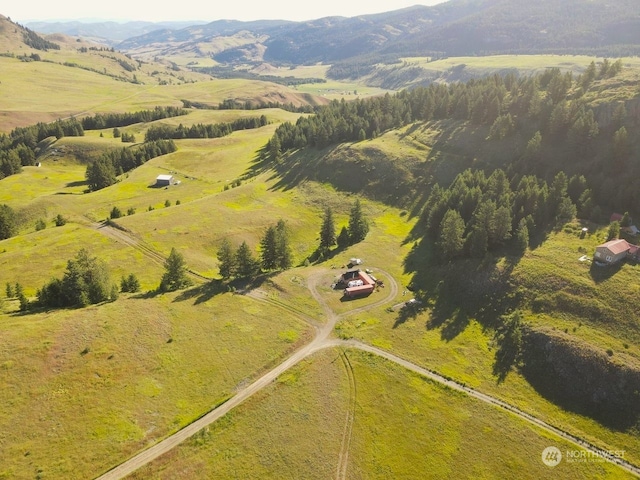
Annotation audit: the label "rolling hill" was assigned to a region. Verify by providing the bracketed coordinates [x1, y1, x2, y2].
[1, 3, 640, 479]
[29, 0, 640, 69]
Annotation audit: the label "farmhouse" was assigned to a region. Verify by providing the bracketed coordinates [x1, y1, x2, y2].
[343, 269, 376, 298]
[155, 174, 175, 187]
[594, 239, 640, 264]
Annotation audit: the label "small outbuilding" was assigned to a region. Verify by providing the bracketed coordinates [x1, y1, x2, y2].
[155, 174, 175, 187]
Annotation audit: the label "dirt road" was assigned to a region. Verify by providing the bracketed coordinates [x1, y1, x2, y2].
[95, 268, 640, 479]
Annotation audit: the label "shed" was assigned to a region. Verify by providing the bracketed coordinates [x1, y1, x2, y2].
[156, 174, 175, 187]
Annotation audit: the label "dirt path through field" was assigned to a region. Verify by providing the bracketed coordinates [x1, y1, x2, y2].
[95, 267, 640, 479]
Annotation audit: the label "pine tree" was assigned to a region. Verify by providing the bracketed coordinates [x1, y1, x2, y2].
[0, 204, 17, 240]
[319, 207, 336, 251]
[217, 238, 236, 280]
[235, 241, 259, 278]
[438, 209, 465, 260]
[275, 219, 293, 270]
[159, 248, 192, 292]
[260, 226, 279, 271]
[516, 219, 529, 252]
[337, 225, 350, 249]
[348, 199, 369, 244]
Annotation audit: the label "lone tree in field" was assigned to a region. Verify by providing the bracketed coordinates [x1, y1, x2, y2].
[347, 199, 369, 244]
[159, 248, 192, 292]
[319, 207, 336, 252]
[217, 238, 236, 280]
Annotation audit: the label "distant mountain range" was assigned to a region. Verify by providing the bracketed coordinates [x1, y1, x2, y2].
[26, 0, 640, 66]
[24, 20, 209, 44]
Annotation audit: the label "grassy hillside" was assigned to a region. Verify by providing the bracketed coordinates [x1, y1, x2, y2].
[129, 348, 632, 479]
[1, 47, 640, 479]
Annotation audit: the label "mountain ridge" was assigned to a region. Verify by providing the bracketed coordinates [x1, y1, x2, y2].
[23, 0, 640, 66]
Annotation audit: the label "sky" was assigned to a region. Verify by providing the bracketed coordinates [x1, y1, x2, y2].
[7, 0, 447, 24]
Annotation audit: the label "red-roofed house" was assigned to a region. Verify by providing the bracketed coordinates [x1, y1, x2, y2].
[594, 239, 639, 264]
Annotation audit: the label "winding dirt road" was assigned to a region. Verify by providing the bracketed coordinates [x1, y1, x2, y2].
[95, 267, 640, 479]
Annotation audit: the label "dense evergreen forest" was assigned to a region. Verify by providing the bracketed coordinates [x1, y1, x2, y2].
[267, 59, 637, 220]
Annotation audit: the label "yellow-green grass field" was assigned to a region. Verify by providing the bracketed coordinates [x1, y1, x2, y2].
[0, 291, 313, 480]
[331, 230, 640, 467]
[0, 56, 326, 132]
[128, 348, 632, 479]
[401, 54, 640, 76]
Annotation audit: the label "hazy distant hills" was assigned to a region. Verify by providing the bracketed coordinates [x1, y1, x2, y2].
[26, 0, 640, 65]
[24, 20, 209, 45]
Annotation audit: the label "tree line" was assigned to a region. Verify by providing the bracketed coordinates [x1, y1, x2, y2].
[85, 139, 177, 191]
[144, 116, 269, 142]
[0, 106, 189, 181]
[266, 60, 639, 214]
[0, 118, 84, 179]
[81, 106, 189, 130]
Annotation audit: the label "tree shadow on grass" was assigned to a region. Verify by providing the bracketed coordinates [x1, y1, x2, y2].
[172, 279, 227, 305]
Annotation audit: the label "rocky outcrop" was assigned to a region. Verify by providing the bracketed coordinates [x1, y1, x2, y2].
[521, 326, 640, 429]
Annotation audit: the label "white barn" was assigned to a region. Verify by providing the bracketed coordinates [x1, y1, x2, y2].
[155, 174, 175, 187]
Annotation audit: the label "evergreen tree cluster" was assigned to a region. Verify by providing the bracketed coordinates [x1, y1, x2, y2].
[214, 98, 316, 114]
[85, 139, 177, 191]
[144, 116, 269, 142]
[22, 27, 60, 51]
[318, 200, 370, 257]
[37, 249, 116, 308]
[81, 106, 188, 130]
[421, 168, 584, 260]
[270, 62, 623, 154]
[0, 118, 84, 179]
[267, 61, 639, 214]
[217, 219, 293, 280]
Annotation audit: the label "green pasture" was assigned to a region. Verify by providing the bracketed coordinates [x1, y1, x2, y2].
[401, 54, 640, 76]
[332, 228, 640, 466]
[0, 58, 326, 132]
[0, 291, 312, 480]
[0, 223, 166, 296]
[128, 348, 632, 479]
[293, 79, 391, 101]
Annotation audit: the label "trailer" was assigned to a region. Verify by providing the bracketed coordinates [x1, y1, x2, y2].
[343, 283, 375, 298]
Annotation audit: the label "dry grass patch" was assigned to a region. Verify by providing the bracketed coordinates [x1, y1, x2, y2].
[0, 291, 312, 479]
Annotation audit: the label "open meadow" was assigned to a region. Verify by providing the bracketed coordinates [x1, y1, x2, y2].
[1, 42, 639, 479]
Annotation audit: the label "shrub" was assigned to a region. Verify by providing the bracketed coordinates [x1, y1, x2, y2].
[110, 206, 123, 219]
[35, 218, 46, 231]
[54, 214, 67, 226]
